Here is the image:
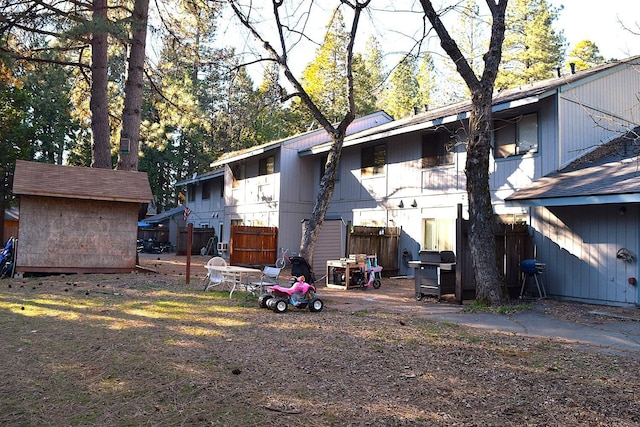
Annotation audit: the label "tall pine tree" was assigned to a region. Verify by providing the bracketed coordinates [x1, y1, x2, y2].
[360, 36, 386, 112]
[383, 55, 419, 119]
[495, 0, 565, 90]
[567, 40, 605, 72]
[300, 9, 351, 124]
[416, 53, 436, 111]
[436, 0, 488, 104]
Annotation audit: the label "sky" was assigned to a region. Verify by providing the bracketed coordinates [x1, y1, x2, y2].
[214, 1, 640, 83]
[552, 0, 640, 60]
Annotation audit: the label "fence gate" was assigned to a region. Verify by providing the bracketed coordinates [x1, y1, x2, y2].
[229, 225, 278, 266]
[455, 204, 533, 302]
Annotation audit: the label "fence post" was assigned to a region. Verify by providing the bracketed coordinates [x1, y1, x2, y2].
[345, 221, 352, 258]
[455, 203, 463, 304]
[186, 223, 193, 284]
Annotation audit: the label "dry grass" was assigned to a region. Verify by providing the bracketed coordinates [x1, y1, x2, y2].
[0, 257, 638, 426]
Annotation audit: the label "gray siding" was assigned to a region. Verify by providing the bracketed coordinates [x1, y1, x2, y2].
[191, 176, 225, 229]
[490, 96, 559, 200]
[532, 204, 639, 306]
[218, 111, 393, 253]
[558, 63, 640, 168]
[302, 218, 344, 280]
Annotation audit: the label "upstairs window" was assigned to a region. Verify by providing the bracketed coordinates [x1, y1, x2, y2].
[361, 144, 386, 176]
[202, 180, 211, 200]
[231, 163, 245, 188]
[259, 155, 275, 176]
[494, 113, 538, 158]
[422, 132, 455, 167]
[187, 184, 195, 202]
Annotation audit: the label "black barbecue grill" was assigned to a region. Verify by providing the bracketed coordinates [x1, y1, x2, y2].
[408, 250, 456, 301]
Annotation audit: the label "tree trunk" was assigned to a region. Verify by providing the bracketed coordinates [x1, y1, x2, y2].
[298, 134, 344, 267]
[117, 0, 149, 171]
[90, 0, 111, 169]
[466, 89, 507, 304]
[420, 0, 508, 304]
[229, 0, 362, 267]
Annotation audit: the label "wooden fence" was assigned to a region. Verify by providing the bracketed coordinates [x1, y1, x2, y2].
[229, 225, 278, 266]
[177, 228, 216, 255]
[345, 224, 399, 276]
[455, 204, 533, 302]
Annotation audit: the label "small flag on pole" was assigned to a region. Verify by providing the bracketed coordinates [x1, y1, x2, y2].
[183, 206, 191, 221]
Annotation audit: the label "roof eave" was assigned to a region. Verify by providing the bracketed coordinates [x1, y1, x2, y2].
[17, 191, 151, 204]
[505, 193, 640, 207]
[175, 170, 224, 187]
[210, 143, 280, 168]
[299, 96, 542, 157]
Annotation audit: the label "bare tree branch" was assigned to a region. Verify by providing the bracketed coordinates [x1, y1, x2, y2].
[419, 0, 480, 91]
[0, 48, 89, 68]
[226, 0, 369, 263]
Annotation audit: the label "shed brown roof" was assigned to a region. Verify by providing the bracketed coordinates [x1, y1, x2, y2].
[13, 160, 153, 203]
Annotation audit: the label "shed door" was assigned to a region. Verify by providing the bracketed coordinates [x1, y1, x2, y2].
[302, 219, 344, 281]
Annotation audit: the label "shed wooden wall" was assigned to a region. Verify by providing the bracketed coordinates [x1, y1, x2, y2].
[16, 196, 138, 273]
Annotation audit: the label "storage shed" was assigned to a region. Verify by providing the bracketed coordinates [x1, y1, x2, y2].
[12, 160, 153, 275]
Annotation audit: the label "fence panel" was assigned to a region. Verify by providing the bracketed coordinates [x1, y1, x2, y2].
[456, 209, 533, 301]
[177, 228, 216, 255]
[346, 225, 399, 276]
[230, 226, 278, 266]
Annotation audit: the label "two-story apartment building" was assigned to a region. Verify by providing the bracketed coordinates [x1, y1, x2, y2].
[299, 56, 640, 307]
[178, 111, 393, 257]
[182, 56, 640, 307]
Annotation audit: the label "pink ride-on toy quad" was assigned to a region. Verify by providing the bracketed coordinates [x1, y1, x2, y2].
[259, 275, 324, 313]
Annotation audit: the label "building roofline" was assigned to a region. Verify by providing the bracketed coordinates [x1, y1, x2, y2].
[210, 111, 394, 167]
[506, 127, 640, 207]
[300, 56, 640, 156]
[175, 169, 224, 187]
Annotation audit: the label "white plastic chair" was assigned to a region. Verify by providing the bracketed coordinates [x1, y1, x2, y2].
[202, 257, 227, 291]
[245, 265, 282, 297]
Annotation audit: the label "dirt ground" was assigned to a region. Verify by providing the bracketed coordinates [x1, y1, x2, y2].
[1, 253, 638, 426]
[141, 253, 640, 323]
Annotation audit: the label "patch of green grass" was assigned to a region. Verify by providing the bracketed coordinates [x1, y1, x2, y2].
[416, 324, 443, 335]
[350, 309, 369, 317]
[463, 334, 483, 343]
[370, 342, 385, 352]
[498, 303, 532, 314]
[466, 299, 488, 311]
[464, 299, 533, 315]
